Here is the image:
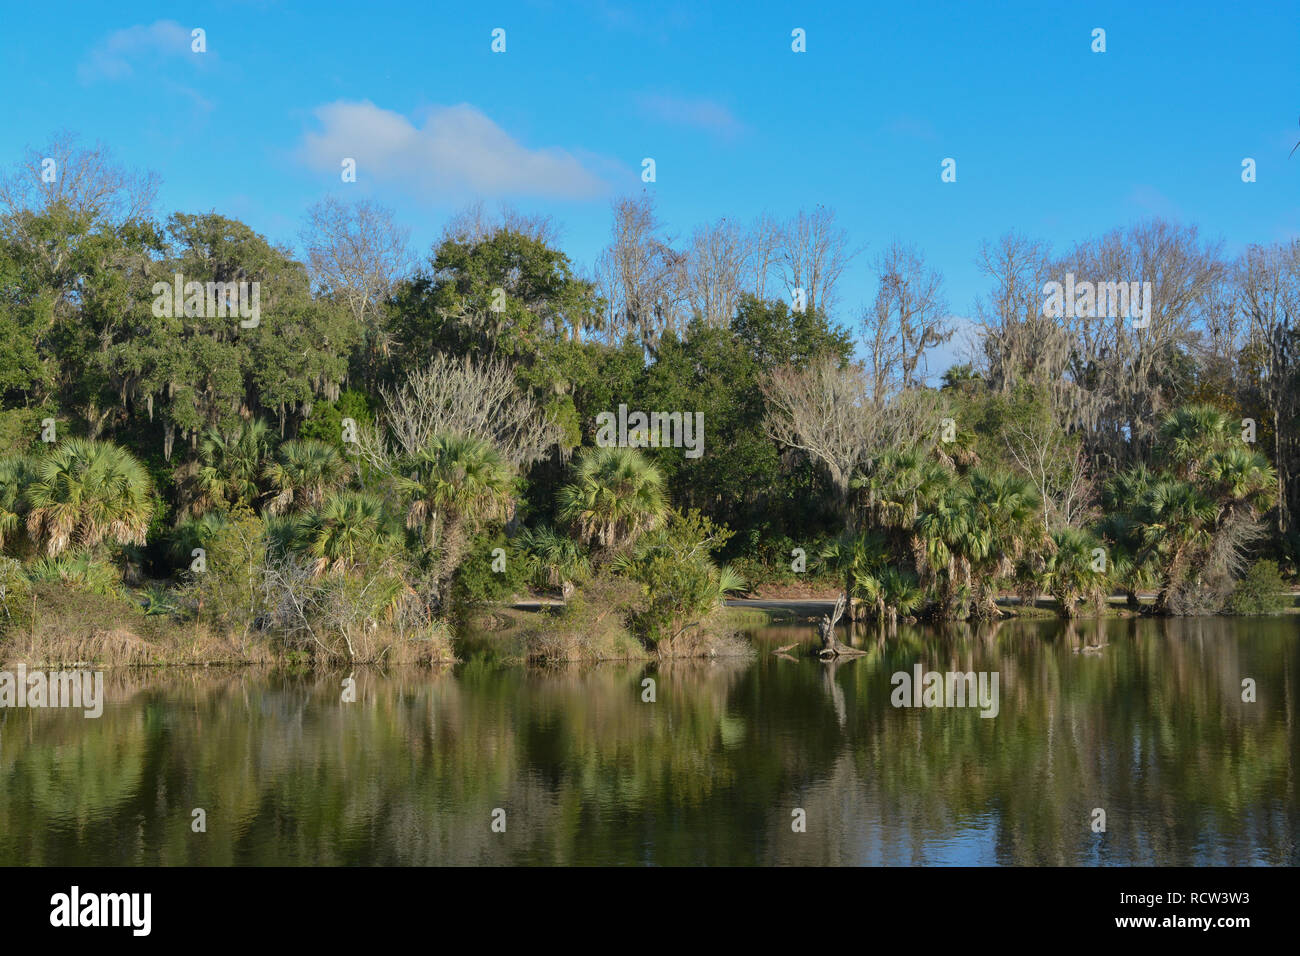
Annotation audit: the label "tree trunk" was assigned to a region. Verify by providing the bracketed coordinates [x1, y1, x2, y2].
[816, 594, 868, 658]
[818, 594, 846, 654]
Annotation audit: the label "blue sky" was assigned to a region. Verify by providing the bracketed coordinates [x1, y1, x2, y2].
[2, 0, 1297, 374]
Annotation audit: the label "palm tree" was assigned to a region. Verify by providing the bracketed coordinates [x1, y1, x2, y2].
[399, 434, 515, 551]
[1201, 446, 1275, 517]
[264, 439, 348, 515]
[1134, 479, 1217, 612]
[0, 454, 36, 554]
[818, 530, 890, 621]
[1099, 465, 1157, 606]
[167, 510, 228, 568]
[25, 439, 154, 558]
[1159, 404, 1232, 480]
[557, 446, 667, 553]
[516, 525, 591, 597]
[967, 468, 1043, 618]
[915, 481, 979, 619]
[26, 552, 122, 595]
[191, 420, 274, 514]
[878, 566, 923, 627]
[296, 490, 388, 575]
[855, 448, 950, 570]
[1044, 528, 1109, 617]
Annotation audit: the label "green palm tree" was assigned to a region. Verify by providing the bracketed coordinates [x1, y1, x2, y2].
[25, 439, 154, 558]
[915, 481, 978, 619]
[296, 490, 387, 575]
[26, 552, 123, 595]
[818, 530, 890, 620]
[1158, 404, 1232, 480]
[557, 446, 667, 553]
[1044, 528, 1109, 617]
[167, 510, 228, 568]
[264, 438, 348, 515]
[878, 566, 923, 626]
[192, 420, 274, 514]
[1099, 465, 1157, 606]
[1135, 479, 1217, 612]
[516, 525, 591, 596]
[855, 448, 950, 570]
[0, 454, 37, 554]
[967, 468, 1043, 618]
[399, 433, 515, 550]
[1200, 446, 1276, 515]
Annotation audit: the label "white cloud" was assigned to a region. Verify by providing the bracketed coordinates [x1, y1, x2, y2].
[297, 101, 610, 200]
[78, 20, 204, 83]
[638, 94, 744, 138]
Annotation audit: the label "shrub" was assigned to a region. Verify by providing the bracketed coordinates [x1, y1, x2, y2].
[25, 553, 123, 596]
[612, 510, 746, 652]
[515, 573, 646, 662]
[181, 511, 270, 639]
[451, 530, 530, 607]
[1226, 559, 1289, 615]
[0, 557, 33, 633]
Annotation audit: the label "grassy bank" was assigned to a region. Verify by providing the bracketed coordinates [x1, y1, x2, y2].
[0, 580, 456, 668]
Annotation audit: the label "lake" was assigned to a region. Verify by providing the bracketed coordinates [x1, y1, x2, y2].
[1, 614, 1296, 865]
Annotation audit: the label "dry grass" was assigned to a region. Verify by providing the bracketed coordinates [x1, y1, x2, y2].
[1, 582, 455, 667]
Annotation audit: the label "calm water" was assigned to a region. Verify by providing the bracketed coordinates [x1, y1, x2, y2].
[1, 615, 1297, 865]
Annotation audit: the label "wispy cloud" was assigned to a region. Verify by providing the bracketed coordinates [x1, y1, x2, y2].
[78, 20, 210, 83]
[296, 100, 610, 200]
[638, 93, 745, 139]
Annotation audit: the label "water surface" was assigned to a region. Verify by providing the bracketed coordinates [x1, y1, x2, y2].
[1, 615, 1296, 865]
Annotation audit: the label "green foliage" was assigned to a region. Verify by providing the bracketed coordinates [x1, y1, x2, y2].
[25, 438, 154, 558]
[26, 553, 123, 596]
[295, 389, 373, 447]
[611, 509, 744, 647]
[514, 524, 591, 593]
[558, 445, 666, 552]
[294, 489, 393, 574]
[182, 512, 269, 635]
[452, 530, 530, 607]
[1044, 528, 1109, 617]
[0, 556, 33, 632]
[1226, 559, 1289, 615]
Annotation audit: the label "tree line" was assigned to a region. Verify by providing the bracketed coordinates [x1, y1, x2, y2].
[1, 136, 1296, 661]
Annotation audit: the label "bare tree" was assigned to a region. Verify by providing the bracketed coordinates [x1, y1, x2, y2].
[441, 199, 560, 247]
[746, 212, 782, 302]
[974, 223, 1228, 471]
[762, 356, 941, 516]
[594, 194, 687, 348]
[1239, 239, 1300, 538]
[684, 216, 750, 327]
[361, 353, 564, 470]
[301, 198, 412, 384]
[1060, 220, 1226, 469]
[1003, 418, 1096, 531]
[861, 240, 953, 397]
[776, 205, 858, 316]
[301, 197, 412, 322]
[0, 131, 158, 225]
[974, 232, 1069, 395]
